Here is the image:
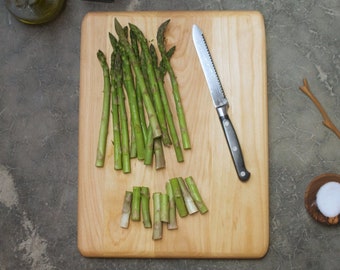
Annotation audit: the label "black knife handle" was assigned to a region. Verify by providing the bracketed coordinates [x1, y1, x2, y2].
[217, 107, 250, 182]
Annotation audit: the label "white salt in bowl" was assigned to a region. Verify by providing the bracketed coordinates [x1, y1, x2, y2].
[304, 173, 340, 225]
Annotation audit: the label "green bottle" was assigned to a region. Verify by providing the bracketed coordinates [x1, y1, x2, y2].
[5, 0, 66, 24]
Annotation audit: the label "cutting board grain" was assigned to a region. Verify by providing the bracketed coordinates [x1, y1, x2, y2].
[78, 11, 268, 258]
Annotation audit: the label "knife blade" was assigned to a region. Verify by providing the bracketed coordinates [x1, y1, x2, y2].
[192, 24, 250, 182]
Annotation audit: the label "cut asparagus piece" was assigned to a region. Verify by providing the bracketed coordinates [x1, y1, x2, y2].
[152, 192, 162, 240]
[178, 177, 198, 215]
[120, 191, 132, 228]
[160, 193, 169, 223]
[141, 186, 152, 228]
[185, 176, 208, 214]
[131, 186, 141, 221]
[154, 137, 165, 170]
[166, 182, 178, 229]
[169, 177, 188, 217]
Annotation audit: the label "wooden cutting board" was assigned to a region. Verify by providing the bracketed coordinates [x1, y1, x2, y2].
[78, 11, 268, 258]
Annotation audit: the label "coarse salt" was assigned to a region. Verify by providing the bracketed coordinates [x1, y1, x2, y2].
[316, 181, 340, 218]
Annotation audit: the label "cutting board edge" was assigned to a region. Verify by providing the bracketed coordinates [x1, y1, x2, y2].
[77, 243, 270, 259]
[81, 10, 265, 19]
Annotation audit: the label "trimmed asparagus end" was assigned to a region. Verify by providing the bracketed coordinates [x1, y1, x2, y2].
[185, 176, 208, 214]
[152, 192, 162, 240]
[120, 191, 132, 228]
[160, 193, 169, 223]
[166, 182, 178, 230]
[141, 186, 152, 228]
[131, 186, 141, 221]
[178, 177, 198, 215]
[169, 177, 188, 217]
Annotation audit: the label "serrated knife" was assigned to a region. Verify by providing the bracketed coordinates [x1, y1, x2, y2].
[192, 24, 250, 182]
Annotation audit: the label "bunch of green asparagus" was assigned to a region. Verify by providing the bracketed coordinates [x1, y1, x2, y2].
[95, 19, 191, 172]
[120, 176, 208, 240]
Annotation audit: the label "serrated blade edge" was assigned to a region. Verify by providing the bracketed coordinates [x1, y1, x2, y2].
[192, 24, 228, 108]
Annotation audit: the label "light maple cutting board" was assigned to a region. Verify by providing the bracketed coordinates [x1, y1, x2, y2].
[78, 11, 268, 258]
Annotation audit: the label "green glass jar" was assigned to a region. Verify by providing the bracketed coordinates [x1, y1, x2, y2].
[5, 0, 66, 24]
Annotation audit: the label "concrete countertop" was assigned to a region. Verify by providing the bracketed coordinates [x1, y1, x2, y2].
[0, 1, 339, 269]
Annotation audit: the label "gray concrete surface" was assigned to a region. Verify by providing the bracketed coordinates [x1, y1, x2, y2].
[0, 0, 339, 269]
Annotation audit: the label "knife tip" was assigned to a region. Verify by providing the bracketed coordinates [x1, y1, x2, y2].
[192, 24, 202, 35]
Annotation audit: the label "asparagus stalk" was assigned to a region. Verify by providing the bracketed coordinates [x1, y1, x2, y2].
[110, 49, 123, 170]
[152, 192, 162, 240]
[129, 23, 172, 146]
[130, 30, 148, 143]
[114, 18, 162, 139]
[120, 191, 132, 228]
[169, 177, 188, 217]
[129, 123, 137, 158]
[131, 186, 141, 221]
[95, 50, 111, 167]
[129, 27, 139, 58]
[160, 193, 169, 223]
[150, 44, 184, 162]
[157, 19, 191, 150]
[185, 176, 208, 214]
[141, 186, 152, 228]
[114, 53, 131, 173]
[139, 44, 152, 99]
[119, 42, 145, 160]
[166, 182, 178, 229]
[178, 177, 198, 215]
[143, 125, 154, 166]
[159, 45, 176, 79]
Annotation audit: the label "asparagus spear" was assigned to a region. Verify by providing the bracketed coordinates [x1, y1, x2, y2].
[178, 177, 198, 215]
[129, 23, 172, 146]
[119, 42, 145, 161]
[108, 34, 123, 170]
[114, 18, 162, 139]
[129, 123, 137, 159]
[95, 50, 111, 167]
[185, 176, 208, 214]
[150, 44, 184, 162]
[130, 30, 148, 143]
[110, 51, 122, 170]
[131, 186, 141, 221]
[141, 186, 152, 228]
[114, 53, 131, 173]
[160, 193, 169, 223]
[166, 182, 178, 229]
[169, 177, 188, 217]
[159, 45, 176, 79]
[139, 44, 153, 99]
[143, 125, 154, 166]
[120, 191, 132, 228]
[157, 19, 191, 150]
[152, 192, 162, 240]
